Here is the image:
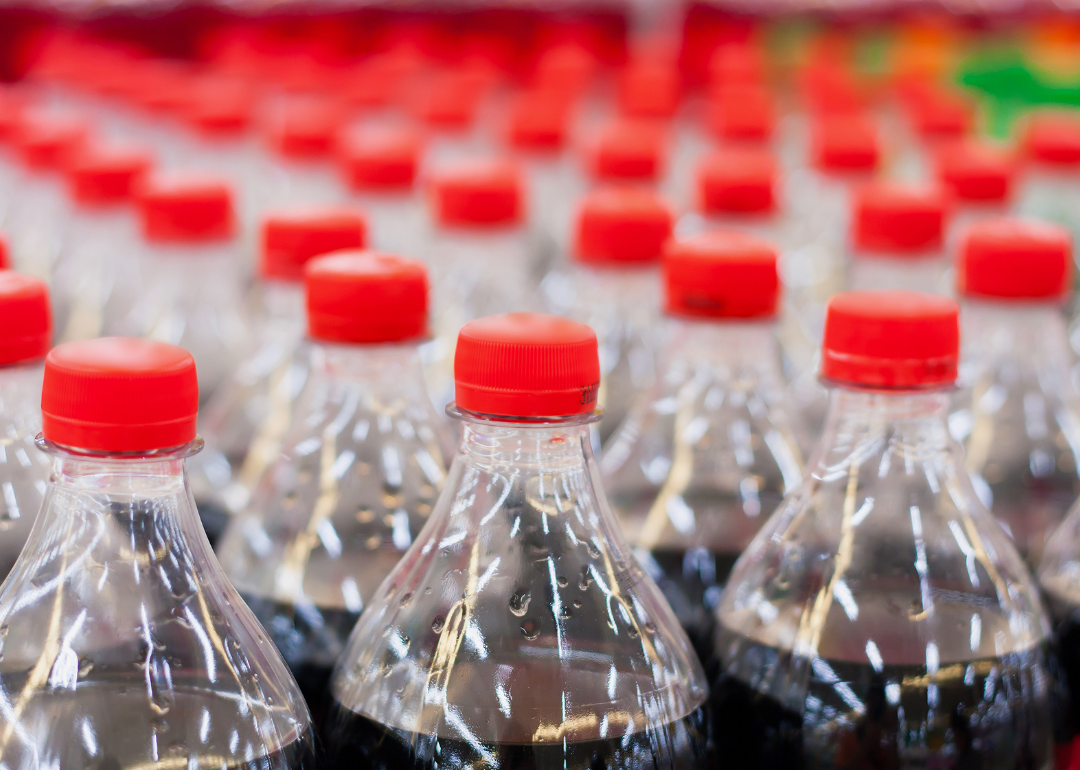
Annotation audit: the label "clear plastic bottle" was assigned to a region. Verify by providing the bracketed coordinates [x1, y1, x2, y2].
[1019, 111, 1080, 243]
[339, 126, 425, 260]
[681, 146, 784, 245]
[0, 336, 315, 768]
[191, 209, 368, 540]
[263, 95, 349, 209]
[787, 112, 880, 258]
[894, 82, 975, 181]
[712, 290, 1054, 767]
[935, 139, 1016, 254]
[51, 143, 151, 342]
[847, 181, 950, 295]
[176, 75, 263, 227]
[586, 119, 667, 191]
[782, 111, 881, 338]
[950, 219, 1078, 567]
[541, 185, 674, 444]
[122, 175, 251, 401]
[323, 312, 710, 769]
[424, 160, 533, 410]
[601, 231, 804, 660]
[0, 272, 52, 580]
[706, 84, 775, 148]
[217, 251, 445, 730]
[504, 90, 580, 265]
[5, 110, 89, 278]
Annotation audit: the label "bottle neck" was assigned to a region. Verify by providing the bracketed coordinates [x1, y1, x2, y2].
[816, 386, 953, 468]
[310, 339, 425, 380]
[43, 440, 200, 492]
[848, 249, 946, 294]
[258, 279, 305, 322]
[960, 299, 1070, 376]
[457, 414, 596, 472]
[0, 360, 44, 419]
[667, 316, 781, 373]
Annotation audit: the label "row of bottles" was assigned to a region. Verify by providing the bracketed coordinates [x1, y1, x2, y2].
[3, 12, 1080, 770]
[5, 226, 1080, 766]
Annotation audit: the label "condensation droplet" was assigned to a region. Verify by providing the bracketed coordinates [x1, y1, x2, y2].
[431, 616, 445, 634]
[508, 590, 531, 617]
[401, 592, 413, 607]
[559, 606, 572, 619]
[572, 600, 582, 609]
[578, 567, 594, 591]
[556, 575, 568, 588]
[520, 619, 540, 640]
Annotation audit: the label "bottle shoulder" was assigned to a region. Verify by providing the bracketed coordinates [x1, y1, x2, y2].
[330, 452, 708, 743]
[0, 482, 313, 759]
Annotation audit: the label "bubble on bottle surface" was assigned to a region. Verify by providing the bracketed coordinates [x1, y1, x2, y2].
[520, 619, 541, 640]
[431, 615, 445, 634]
[508, 590, 531, 617]
[578, 566, 594, 590]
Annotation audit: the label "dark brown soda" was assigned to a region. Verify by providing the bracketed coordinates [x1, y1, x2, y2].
[709, 628, 1054, 769]
[239, 592, 361, 732]
[645, 548, 739, 663]
[322, 703, 710, 770]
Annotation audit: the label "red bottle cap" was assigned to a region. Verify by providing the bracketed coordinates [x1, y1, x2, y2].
[0, 272, 52, 366]
[269, 97, 344, 158]
[137, 176, 235, 243]
[431, 161, 524, 228]
[709, 46, 766, 91]
[0, 88, 27, 142]
[305, 251, 427, 344]
[184, 79, 255, 136]
[413, 69, 482, 130]
[821, 291, 959, 389]
[454, 313, 600, 418]
[909, 89, 974, 140]
[936, 140, 1015, 203]
[1027, 113, 1080, 166]
[41, 337, 199, 452]
[574, 186, 674, 265]
[67, 145, 152, 206]
[958, 219, 1072, 301]
[618, 61, 680, 119]
[14, 113, 90, 170]
[534, 45, 597, 96]
[708, 85, 775, 142]
[812, 113, 880, 173]
[340, 128, 423, 191]
[589, 120, 665, 182]
[664, 231, 780, 319]
[262, 209, 367, 281]
[698, 148, 776, 215]
[853, 183, 947, 254]
[506, 92, 570, 152]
